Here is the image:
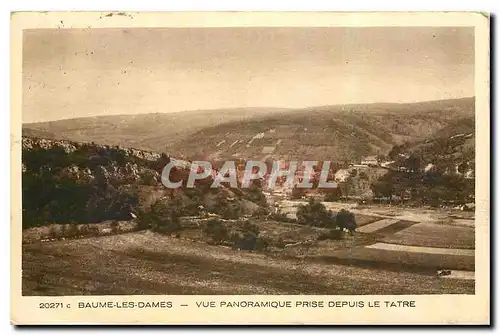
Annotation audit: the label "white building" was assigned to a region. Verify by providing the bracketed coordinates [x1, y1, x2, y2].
[360, 156, 379, 166]
[465, 169, 475, 179]
[424, 163, 436, 172]
[380, 160, 395, 168]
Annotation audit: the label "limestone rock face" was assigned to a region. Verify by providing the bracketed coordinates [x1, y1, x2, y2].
[22, 136, 163, 186]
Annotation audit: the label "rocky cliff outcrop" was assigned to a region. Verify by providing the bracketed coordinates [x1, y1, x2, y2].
[22, 136, 171, 228]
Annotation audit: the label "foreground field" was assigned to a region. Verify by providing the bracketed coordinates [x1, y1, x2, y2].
[22, 231, 474, 296]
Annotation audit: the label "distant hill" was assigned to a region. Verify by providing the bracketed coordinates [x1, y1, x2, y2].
[171, 97, 475, 162]
[22, 128, 58, 139]
[22, 107, 291, 154]
[23, 97, 474, 162]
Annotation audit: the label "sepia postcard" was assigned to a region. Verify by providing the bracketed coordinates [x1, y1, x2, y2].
[10, 11, 490, 325]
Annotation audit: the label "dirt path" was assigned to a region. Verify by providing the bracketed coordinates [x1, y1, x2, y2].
[357, 219, 400, 233]
[366, 242, 475, 256]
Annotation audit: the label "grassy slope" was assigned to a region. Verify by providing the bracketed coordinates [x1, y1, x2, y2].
[23, 231, 474, 296]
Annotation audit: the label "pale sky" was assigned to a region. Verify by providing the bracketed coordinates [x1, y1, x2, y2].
[23, 27, 474, 123]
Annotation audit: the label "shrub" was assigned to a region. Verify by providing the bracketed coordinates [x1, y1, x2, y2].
[254, 236, 269, 250]
[153, 215, 181, 234]
[229, 220, 268, 251]
[276, 237, 286, 248]
[59, 224, 67, 237]
[238, 232, 258, 250]
[231, 230, 259, 250]
[136, 211, 152, 230]
[296, 198, 335, 228]
[211, 191, 242, 219]
[203, 219, 229, 243]
[221, 202, 241, 220]
[66, 223, 80, 238]
[317, 229, 344, 240]
[243, 183, 268, 207]
[241, 220, 260, 235]
[324, 189, 342, 202]
[48, 226, 59, 239]
[110, 221, 120, 234]
[251, 207, 269, 219]
[79, 224, 100, 236]
[139, 170, 158, 186]
[269, 209, 297, 223]
[138, 197, 184, 234]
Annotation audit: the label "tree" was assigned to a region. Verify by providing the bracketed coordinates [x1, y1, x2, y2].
[457, 162, 468, 174]
[370, 179, 393, 200]
[137, 197, 183, 234]
[335, 209, 357, 233]
[388, 144, 404, 160]
[404, 154, 421, 173]
[203, 219, 229, 243]
[338, 181, 350, 200]
[323, 187, 342, 202]
[425, 185, 450, 207]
